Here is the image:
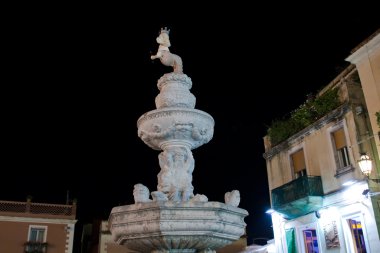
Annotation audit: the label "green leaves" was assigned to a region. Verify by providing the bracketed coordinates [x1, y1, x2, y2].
[268, 89, 341, 146]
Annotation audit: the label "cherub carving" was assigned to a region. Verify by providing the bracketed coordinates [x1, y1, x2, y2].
[157, 146, 194, 202]
[157, 149, 174, 193]
[172, 147, 194, 201]
[138, 123, 175, 143]
[151, 27, 183, 74]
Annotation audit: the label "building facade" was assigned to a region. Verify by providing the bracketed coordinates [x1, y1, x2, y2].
[263, 58, 380, 252]
[346, 30, 380, 235]
[0, 198, 77, 253]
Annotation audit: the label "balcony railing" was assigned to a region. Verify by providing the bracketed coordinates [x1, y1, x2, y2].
[24, 241, 48, 253]
[271, 175, 324, 219]
[0, 200, 76, 219]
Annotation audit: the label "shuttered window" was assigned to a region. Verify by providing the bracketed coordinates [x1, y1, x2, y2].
[333, 128, 346, 149]
[291, 149, 306, 173]
[332, 128, 351, 169]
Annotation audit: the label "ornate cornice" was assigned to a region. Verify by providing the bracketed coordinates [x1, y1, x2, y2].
[137, 108, 214, 127]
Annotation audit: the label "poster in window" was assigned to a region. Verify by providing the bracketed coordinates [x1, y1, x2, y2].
[323, 220, 340, 248]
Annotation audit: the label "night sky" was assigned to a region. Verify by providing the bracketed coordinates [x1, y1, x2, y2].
[2, 4, 379, 251]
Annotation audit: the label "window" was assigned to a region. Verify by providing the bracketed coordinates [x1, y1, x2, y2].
[332, 128, 351, 172]
[25, 226, 47, 253]
[303, 229, 319, 253]
[29, 227, 45, 242]
[342, 212, 369, 253]
[347, 218, 367, 253]
[291, 149, 307, 179]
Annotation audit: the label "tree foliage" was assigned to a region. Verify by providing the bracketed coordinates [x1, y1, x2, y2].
[268, 89, 341, 146]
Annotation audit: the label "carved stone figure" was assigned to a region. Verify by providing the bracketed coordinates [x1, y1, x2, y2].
[191, 124, 209, 141]
[133, 184, 152, 203]
[190, 194, 208, 203]
[157, 149, 174, 193]
[224, 190, 240, 207]
[151, 27, 183, 74]
[151, 191, 169, 202]
[157, 146, 194, 202]
[172, 146, 194, 201]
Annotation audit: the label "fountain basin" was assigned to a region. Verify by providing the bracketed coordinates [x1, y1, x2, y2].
[137, 108, 214, 150]
[109, 201, 248, 252]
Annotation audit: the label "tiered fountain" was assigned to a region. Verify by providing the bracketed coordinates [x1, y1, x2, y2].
[108, 28, 248, 253]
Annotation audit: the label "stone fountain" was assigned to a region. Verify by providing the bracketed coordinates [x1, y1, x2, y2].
[109, 27, 248, 253]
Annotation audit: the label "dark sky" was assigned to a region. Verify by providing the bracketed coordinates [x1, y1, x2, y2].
[2, 4, 379, 250]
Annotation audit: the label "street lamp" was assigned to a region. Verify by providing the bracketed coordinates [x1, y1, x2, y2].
[358, 153, 372, 178]
[358, 153, 380, 196]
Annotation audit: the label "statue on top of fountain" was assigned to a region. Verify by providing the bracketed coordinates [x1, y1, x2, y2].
[151, 27, 183, 74]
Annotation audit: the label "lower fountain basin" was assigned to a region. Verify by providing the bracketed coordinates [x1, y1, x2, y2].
[109, 201, 248, 252]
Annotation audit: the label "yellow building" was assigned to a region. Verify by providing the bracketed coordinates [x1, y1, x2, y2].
[346, 29, 380, 235]
[263, 30, 380, 253]
[0, 198, 77, 253]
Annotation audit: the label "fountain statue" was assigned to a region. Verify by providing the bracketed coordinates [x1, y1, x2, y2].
[109, 28, 248, 253]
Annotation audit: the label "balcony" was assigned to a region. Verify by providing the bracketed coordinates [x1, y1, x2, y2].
[24, 241, 48, 253]
[0, 200, 76, 219]
[271, 175, 324, 219]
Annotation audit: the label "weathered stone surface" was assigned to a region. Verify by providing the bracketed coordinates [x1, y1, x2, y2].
[109, 28, 248, 253]
[155, 73, 195, 109]
[109, 201, 248, 253]
[151, 28, 183, 74]
[137, 108, 214, 151]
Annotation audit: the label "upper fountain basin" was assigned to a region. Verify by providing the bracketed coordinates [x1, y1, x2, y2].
[137, 107, 214, 150]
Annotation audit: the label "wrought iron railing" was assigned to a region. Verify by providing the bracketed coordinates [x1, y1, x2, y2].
[271, 175, 324, 208]
[24, 241, 48, 253]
